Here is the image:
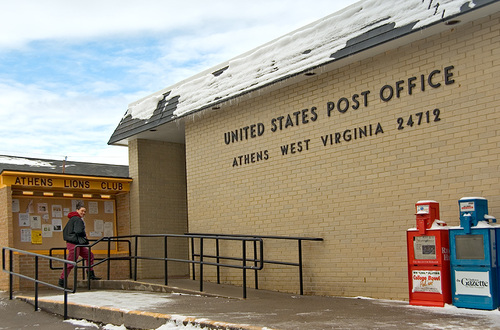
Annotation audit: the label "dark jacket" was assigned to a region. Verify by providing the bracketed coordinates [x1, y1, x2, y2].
[63, 211, 88, 244]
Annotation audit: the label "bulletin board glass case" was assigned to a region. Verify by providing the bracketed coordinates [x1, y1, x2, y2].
[12, 196, 117, 252]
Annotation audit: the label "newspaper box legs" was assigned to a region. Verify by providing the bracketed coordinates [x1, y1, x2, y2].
[449, 197, 499, 310]
[407, 201, 451, 307]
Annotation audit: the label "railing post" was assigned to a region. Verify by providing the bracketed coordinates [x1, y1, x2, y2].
[9, 249, 13, 300]
[134, 236, 138, 281]
[128, 240, 132, 279]
[216, 238, 220, 284]
[298, 239, 304, 295]
[63, 289, 68, 319]
[199, 237, 203, 292]
[87, 246, 91, 290]
[164, 236, 168, 286]
[242, 240, 247, 299]
[34, 256, 39, 311]
[107, 238, 111, 280]
[253, 239, 259, 290]
[191, 237, 196, 280]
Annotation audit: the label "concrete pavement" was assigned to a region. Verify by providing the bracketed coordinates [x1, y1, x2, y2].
[0, 290, 101, 329]
[3, 279, 500, 329]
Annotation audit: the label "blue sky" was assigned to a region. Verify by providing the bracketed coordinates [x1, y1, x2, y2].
[0, 0, 357, 165]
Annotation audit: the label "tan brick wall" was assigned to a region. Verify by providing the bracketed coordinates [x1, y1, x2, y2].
[0, 186, 16, 290]
[128, 139, 189, 279]
[185, 13, 500, 300]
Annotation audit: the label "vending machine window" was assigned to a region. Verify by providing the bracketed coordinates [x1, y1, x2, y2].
[413, 236, 437, 260]
[455, 235, 485, 260]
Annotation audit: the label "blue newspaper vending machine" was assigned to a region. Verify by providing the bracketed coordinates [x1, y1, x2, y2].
[449, 197, 499, 310]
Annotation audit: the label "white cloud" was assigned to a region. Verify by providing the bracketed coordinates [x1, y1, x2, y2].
[0, 0, 356, 50]
[0, 0, 358, 165]
[0, 79, 130, 164]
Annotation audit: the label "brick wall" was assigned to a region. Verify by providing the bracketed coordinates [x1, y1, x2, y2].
[0, 186, 16, 289]
[184, 13, 500, 300]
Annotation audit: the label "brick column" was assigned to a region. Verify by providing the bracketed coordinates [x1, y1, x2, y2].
[128, 139, 189, 279]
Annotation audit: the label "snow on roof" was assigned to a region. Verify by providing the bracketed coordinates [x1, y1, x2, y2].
[0, 155, 129, 178]
[0, 155, 56, 168]
[123, 0, 475, 122]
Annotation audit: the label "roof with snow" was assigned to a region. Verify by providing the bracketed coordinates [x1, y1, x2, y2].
[108, 0, 500, 146]
[0, 155, 129, 178]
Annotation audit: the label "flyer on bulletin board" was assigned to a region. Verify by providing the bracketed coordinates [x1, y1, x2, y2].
[21, 229, 31, 242]
[31, 230, 42, 244]
[42, 224, 53, 237]
[19, 213, 30, 227]
[52, 204, 63, 218]
[12, 199, 20, 213]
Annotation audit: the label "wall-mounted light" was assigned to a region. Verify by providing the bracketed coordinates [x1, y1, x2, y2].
[43, 192, 54, 196]
[304, 72, 316, 76]
[445, 20, 460, 25]
[63, 193, 73, 197]
[22, 191, 34, 195]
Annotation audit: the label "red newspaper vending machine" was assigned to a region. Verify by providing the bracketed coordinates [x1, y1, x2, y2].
[407, 200, 451, 306]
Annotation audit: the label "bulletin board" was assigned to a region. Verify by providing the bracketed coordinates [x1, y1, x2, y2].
[12, 196, 117, 252]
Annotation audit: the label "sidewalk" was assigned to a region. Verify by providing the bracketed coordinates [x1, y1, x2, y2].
[5, 278, 500, 329]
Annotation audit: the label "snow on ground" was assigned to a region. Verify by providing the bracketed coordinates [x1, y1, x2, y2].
[45, 290, 175, 312]
[48, 291, 205, 329]
[64, 318, 202, 329]
[64, 318, 201, 329]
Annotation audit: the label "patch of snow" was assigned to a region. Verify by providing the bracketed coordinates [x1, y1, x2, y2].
[102, 324, 128, 330]
[459, 197, 486, 200]
[0, 156, 56, 168]
[156, 322, 201, 329]
[431, 220, 448, 228]
[64, 318, 99, 327]
[126, 94, 164, 121]
[474, 221, 500, 228]
[43, 291, 174, 312]
[64, 319, 202, 329]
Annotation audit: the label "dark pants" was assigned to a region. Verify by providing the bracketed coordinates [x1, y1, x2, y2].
[60, 242, 94, 279]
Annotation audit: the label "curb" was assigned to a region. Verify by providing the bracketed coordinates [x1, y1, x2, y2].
[16, 295, 275, 330]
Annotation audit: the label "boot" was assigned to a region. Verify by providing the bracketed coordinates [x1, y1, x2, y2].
[88, 270, 101, 280]
[58, 278, 65, 287]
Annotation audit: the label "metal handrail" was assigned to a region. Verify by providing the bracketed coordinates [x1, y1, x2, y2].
[1, 246, 77, 319]
[188, 232, 323, 295]
[49, 238, 132, 281]
[2, 232, 318, 306]
[43, 234, 264, 298]
[102, 234, 264, 298]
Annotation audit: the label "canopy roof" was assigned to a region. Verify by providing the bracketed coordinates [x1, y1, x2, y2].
[0, 155, 129, 178]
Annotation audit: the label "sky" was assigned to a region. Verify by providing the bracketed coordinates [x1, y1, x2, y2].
[0, 0, 359, 165]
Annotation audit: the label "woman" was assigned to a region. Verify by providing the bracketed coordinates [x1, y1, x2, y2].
[58, 202, 100, 287]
